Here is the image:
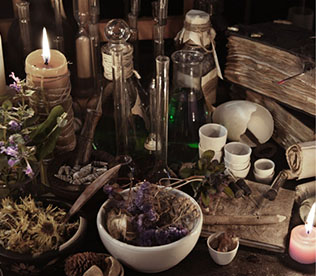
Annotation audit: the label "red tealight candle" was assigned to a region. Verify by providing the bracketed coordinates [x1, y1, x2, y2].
[289, 202, 316, 264]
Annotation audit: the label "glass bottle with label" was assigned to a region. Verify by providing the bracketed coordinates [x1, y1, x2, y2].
[95, 19, 149, 168]
[174, 9, 220, 111]
[168, 50, 208, 162]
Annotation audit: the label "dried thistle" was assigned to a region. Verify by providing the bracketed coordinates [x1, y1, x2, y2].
[0, 195, 79, 255]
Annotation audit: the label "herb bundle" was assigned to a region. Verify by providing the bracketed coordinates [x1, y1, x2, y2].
[104, 182, 200, 246]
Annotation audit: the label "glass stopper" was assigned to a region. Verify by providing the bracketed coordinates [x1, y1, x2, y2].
[104, 19, 130, 43]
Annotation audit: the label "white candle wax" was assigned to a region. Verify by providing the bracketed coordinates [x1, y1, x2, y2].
[0, 35, 6, 95]
[289, 225, 316, 264]
[25, 49, 68, 89]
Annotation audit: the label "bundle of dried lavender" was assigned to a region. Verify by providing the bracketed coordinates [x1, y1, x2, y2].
[104, 182, 200, 246]
[0, 195, 79, 255]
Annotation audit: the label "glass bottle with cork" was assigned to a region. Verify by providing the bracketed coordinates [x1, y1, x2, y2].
[174, 9, 221, 111]
[95, 19, 149, 169]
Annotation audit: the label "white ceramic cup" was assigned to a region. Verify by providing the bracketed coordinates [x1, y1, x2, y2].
[199, 123, 228, 152]
[254, 158, 275, 178]
[199, 144, 223, 162]
[207, 233, 239, 265]
[254, 170, 275, 184]
[224, 142, 252, 164]
[224, 157, 250, 171]
[228, 163, 251, 179]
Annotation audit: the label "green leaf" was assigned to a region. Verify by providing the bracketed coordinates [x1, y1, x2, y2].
[223, 186, 235, 198]
[179, 167, 193, 178]
[2, 100, 12, 110]
[202, 150, 215, 162]
[201, 191, 210, 207]
[35, 127, 62, 160]
[29, 105, 64, 145]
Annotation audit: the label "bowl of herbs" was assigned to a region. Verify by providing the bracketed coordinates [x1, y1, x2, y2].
[97, 182, 203, 273]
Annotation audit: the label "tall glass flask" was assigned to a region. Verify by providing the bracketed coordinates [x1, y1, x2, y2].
[147, 56, 176, 183]
[169, 50, 207, 162]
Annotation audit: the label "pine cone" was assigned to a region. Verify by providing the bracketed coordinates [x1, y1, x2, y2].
[64, 252, 109, 276]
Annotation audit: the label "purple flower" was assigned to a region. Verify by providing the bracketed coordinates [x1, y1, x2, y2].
[23, 160, 34, 178]
[9, 72, 21, 92]
[8, 120, 21, 132]
[2, 145, 19, 157]
[8, 158, 19, 167]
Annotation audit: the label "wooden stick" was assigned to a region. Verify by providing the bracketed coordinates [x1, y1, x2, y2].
[203, 214, 286, 225]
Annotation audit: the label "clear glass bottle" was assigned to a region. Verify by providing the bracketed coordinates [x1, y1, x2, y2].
[147, 56, 176, 183]
[95, 19, 149, 163]
[175, 9, 218, 110]
[168, 50, 208, 162]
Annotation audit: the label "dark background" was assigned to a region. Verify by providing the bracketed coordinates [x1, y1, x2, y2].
[0, 0, 315, 27]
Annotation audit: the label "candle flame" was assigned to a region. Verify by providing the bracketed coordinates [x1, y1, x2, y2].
[42, 27, 50, 65]
[305, 202, 316, 234]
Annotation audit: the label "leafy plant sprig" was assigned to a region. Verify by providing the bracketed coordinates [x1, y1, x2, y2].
[179, 150, 234, 207]
[0, 73, 67, 191]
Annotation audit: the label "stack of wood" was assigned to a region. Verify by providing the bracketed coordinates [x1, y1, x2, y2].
[224, 21, 315, 117]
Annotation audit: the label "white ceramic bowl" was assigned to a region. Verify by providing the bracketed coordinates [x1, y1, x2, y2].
[253, 170, 275, 184]
[207, 232, 239, 265]
[199, 144, 223, 162]
[228, 163, 251, 178]
[97, 187, 203, 273]
[254, 158, 275, 177]
[224, 157, 250, 171]
[224, 142, 252, 164]
[199, 123, 228, 151]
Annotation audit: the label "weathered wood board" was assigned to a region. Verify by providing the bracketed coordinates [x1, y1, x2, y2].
[201, 180, 295, 253]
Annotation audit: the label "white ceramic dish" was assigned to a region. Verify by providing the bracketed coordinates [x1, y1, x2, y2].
[97, 187, 203, 273]
[207, 232, 239, 265]
[199, 123, 228, 151]
[253, 170, 274, 184]
[224, 157, 250, 171]
[228, 163, 251, 178]
[254, 158, 275, 178]
[224, 142, 252, 164]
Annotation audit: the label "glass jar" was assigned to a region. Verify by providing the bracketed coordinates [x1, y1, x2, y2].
[174, 9, 218, 111]
[168, 50, 208, 162]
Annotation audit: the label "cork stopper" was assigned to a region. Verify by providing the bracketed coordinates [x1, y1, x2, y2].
[185, 9, 210, 25]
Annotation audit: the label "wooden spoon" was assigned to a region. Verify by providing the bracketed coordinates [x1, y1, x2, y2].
[64, 164, 121, 222]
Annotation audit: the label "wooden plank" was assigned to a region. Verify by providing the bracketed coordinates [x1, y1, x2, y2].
[201, 180, 295, 253]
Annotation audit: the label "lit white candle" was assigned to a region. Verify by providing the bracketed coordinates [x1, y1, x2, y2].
[0, 35, 6, 95]
[25, 27, 68, 89]
[289, 202, 316, 264]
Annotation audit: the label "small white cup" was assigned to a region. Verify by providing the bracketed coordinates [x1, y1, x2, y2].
[199, 123, 228, 152]
[207, 233, 239, 265]
[254, 158, 275, 178]
[254, 170, 275, 184]
[228, 163, 251, 178]
[224, 157, 250, 171]
[199, 144, 223, 162]
[224, 142, 252, 164]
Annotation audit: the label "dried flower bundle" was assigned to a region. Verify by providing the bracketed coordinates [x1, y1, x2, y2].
[0, 195, 79, 255]
[104, 182, 200, 246]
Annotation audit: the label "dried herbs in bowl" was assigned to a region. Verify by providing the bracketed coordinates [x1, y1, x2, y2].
[0, 195, 87, 275]
[97, 182, 203, 273]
